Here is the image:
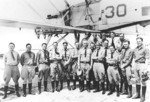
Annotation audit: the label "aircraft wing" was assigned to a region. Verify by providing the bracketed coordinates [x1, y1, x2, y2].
[0, 17, 99, 34]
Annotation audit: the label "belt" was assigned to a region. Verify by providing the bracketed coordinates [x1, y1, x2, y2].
[39, 62, 49, 65]
[80, 61, 90, 64]
[135, 61, 145, 64]
[93, 60, 103, 63]
[108, 63, 118, 66]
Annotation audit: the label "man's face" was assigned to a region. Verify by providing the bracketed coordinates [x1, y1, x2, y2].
[26, 45, 31, 52]
[9, 44, 15, 51]
[137, 38, 143, 47]
[111, 33, 115, 38]
[53, 42, 58, 49]
[103, 40, 109, 47]
[42, 44, 47, 50]
[110, 46, 115, 53]
[96, 44, 100, 50]
[90, 43, 95, 50]
[123, 42, 129, 49]
[84, 33, 89, 38]
[63, 43, 68, 49]
[120, 34, 124, 40]
[83, 40, 88, 48]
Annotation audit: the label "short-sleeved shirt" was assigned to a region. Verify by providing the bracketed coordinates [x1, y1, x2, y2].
[60, 48, 71, 61]
[106, 50, 121, 64]
[79, 48, 92, 62]
[20, 51, 35, 66]
[121, 48, 133, 63]
[49, 49, 61, 61]
[36, 50, 49, 65]
[133, 45, 150, 63]
[4, 50, 20, 65]
[91, 48, 105, 60]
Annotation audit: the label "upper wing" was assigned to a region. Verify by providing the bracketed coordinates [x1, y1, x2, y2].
[0, 17, 99, 33]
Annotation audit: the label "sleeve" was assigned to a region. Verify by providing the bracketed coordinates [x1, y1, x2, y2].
[20, 53, 24, 66]
[124, 50, 133, 68]
[33, 53, 36, 66]
[145, 48, 150, 59]
[17, 53, 20, 65]
[3, 54, 7, 66]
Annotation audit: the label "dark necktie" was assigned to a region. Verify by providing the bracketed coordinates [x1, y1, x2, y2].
[96, 49, 99, 57]
[111, 38, 115, 48]
[65, 49, 67, 58]
[85, 48, 87, 57]
[28, 52, 31, 58]
[105, 48, 107, 57]
[44, 50, 47, 60]
[11, 51, 15, 61]
[55, 49, 59, 55]
[111, 52, 113, 58]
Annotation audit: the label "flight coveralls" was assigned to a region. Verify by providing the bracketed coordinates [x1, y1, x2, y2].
[91, 48, 105, 93]
[106, 50, 121, 96]
[49, 49, 61, 92]
[120, 48, 133, 97]
[78, 48, 92, 92]
[3, 50, 20, 98]
[71, 48, 79, 90]
[36, 50, 50, 93]
[20, 51, 36, 96]
[60, 48, 72, 90]
[132, 45, 150, 101]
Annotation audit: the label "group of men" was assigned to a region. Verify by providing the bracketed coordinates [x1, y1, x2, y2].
[2, 32, 150, 102]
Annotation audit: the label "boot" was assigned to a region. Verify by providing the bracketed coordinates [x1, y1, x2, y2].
[15, 84, 20, 97]
[56, 81, 60, 92]
[107, 84, 113, 95]
[93, 81, 100, 93]
[28, 83, 35, 95]
[2, 86, 8, 99]
[67, 80, 71, 90]
[127, 85, 132, 98]
[122, 82, 128, 95]
[106, 79, 109, 91]
[51, 81, 55, 92]
[101, 82, 105, 94]
[38, 82, 41, 94]
[116, 84, 120, 97]
[80, 81, 84, 92]
[60, 81, 63, 91]
[86, 81, 91, 92]
[72, 80, 76, 90]
[44, 81, 47, 91]
[132, 85, 141, 99]
[140, 86, 146, 102]
[23, 84, 26, 97]
[120, 80, 123, 93]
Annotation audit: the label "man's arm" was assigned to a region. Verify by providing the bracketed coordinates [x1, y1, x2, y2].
[17, 53, 20, 65]
[123, 50, 133, 69]
[20, 53, 24, 66]
[36, 52, 40, 66]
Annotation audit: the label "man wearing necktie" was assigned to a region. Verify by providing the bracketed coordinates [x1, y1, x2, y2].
[3, 42, 20, 99]
[36, 43, 50, 94]
[120, 40, 133, 98]
[20, 43, 36, 97]
[106, 45, 121, 97]
[60, 42, 72, 90]
[103, 39, 109, 91]
[78, 39, 92, 92]
[49, 42, 61, 92]
[91, 43, 105, 94]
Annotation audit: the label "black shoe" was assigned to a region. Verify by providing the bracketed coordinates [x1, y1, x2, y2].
[44, 81, 47, 91]
[59, 81, 63, 91]
[101, 82, 105, 94]
[28, 83, 35, 95]
[93, 81, 100, 93]
[132, 85, 141, 99]
[23, 84, 26, 97]
[140, 86, 146, 102]
[51, 81, 55, 93]
[72, 80, 76, 90]
[56, 81, 60, 92]
[79, 81, 84, 92]
[127, 85, 132, 98]
[15, 84, 20, 97]
[2, 86, 8, 99]
[67, 80, 71, 91]
[38, 82, 41, 94]
[116, 84, 120, 97]
[107, 84, 113, 95]
[86, 81, 91, 92]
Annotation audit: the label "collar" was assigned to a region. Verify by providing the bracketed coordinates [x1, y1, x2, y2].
[136, 45, 144, 50]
